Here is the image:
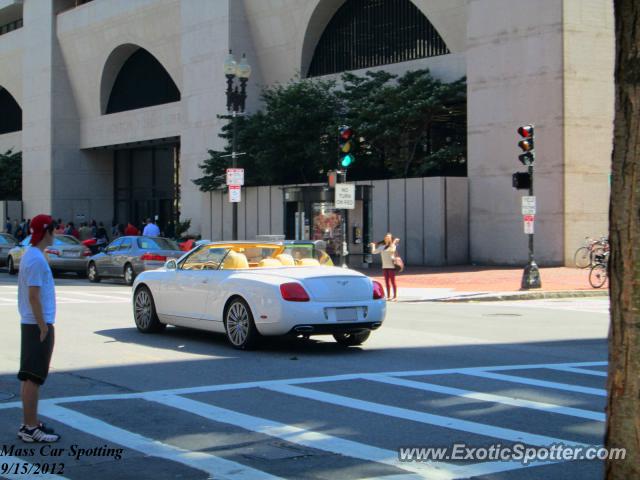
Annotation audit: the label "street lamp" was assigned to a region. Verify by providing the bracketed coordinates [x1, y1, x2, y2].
[223, 50, 251, 240]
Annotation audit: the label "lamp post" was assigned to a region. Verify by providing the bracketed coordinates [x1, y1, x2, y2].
[223, 50, 251, 240]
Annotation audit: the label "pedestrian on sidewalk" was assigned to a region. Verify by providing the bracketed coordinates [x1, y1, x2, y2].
[16, 214, 61, 443]
[370, 233, 401, 301]
[143, 217, 160, 237]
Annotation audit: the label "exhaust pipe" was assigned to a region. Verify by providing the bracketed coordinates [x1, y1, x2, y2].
[294, 326, 314, 333]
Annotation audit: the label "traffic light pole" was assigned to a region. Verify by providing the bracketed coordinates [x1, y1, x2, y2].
[521, 164, 541, 289]
[337, 170, 349, 268]
[231, 110, 238, 241]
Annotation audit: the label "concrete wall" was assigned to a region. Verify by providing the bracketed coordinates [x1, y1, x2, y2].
[466, 0, 566, 265]
[201, 177, 468, 267]
[562, 0, 614, 263]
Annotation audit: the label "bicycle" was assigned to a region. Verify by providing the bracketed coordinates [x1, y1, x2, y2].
[588, 251, 609, 289]
[574, 236, 608, 269]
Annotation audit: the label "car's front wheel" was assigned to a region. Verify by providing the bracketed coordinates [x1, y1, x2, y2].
[87, 262, 101, 283]
[133, 286, 166, 333]
[124, 263, 135, 286]
[224, 298, 260, 350]
[7, 256, 16, 275]
[333, 330, 371, 346]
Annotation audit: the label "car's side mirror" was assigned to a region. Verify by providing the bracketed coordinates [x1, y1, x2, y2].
[165, 259, 177, 270]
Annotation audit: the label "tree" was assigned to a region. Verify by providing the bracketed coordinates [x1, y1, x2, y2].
[0, 149, 21, 200]
[605, 0, 640, 477]
[193, 70, 467, 191]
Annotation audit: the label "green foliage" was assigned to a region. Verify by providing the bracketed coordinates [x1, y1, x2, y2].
[175, 218, 191, 238]
[0, 150, 21, 200]
[194, 70, 466, 191]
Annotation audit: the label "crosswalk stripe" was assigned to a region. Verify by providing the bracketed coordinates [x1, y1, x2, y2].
[546, 366, 608, 377]
[462, 371, 607, 396]
[146, 393, 558, 480]
[146, 393, 444, 479]
[39, 403, 284, 480]
[0, 455, 70, 480]
[366, 374, 605, 421]
[264, 384, 590, 449]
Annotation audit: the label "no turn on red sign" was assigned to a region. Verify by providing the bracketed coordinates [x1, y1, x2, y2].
[523, 214, 535, 234]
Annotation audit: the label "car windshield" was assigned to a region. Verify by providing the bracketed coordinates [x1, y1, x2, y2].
[54, 235, 81, 245]
[138, 237, 180, 250]
[0, 234, 15, 245]
[283, 243, 333, 266]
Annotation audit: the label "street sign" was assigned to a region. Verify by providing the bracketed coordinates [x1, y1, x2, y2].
[226, 168, 244, 186]
[524, 214, 535, 234]
[521, 196, 536, 215]
[229, 185, 241, 203]
[335, 183, 356, 209]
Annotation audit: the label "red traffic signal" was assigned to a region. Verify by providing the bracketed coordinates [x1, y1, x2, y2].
[518, 125, 534, 138]
[340, 126, 353, 140]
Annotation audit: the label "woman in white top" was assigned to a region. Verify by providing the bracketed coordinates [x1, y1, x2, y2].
[370, 233, 400, 301]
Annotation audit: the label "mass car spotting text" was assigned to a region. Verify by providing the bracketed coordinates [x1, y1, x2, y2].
[1, 443, 124, 460]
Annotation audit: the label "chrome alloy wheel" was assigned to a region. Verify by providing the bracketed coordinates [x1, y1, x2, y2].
[88, 263, 97, 281]
[135, 289, 153, 330]
[124, 264, 134, 285]
[226, 301, 250, 347]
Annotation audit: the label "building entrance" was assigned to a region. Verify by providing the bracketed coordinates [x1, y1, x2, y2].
[114, 144, 180, 236]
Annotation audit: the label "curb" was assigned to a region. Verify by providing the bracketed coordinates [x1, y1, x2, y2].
[424, 290, 609, 303]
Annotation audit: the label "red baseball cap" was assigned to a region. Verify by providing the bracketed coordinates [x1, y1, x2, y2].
[30, 214, 54, 246]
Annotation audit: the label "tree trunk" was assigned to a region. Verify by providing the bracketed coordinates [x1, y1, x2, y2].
[605, 0, 640, 477]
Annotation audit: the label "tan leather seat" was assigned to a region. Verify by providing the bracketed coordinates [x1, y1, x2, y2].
[223, 250, 249, 269]
[276, 254, 295, 266]
[296, 258, 321, 266]
[258, 258, 282, 268]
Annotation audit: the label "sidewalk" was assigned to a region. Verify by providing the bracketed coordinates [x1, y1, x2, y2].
[358, 266, 609, 302]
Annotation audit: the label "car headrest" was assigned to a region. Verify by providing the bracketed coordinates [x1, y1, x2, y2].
[296, 258, 321, 266]
[276, 254, 295, 266]
[258, 258, 282, 268]
[223, 250, 249, 269]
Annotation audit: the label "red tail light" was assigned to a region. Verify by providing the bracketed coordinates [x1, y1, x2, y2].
[373, 280, 385, 300]
[280, 282, 310, 302]
[45, 248, 60, 256]
[82, 248, 92, 257]
[140, 253, 167, 262]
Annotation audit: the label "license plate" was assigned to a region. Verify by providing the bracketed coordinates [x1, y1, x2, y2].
[335, 308, 358, 322]
[62, 250, 80, 258]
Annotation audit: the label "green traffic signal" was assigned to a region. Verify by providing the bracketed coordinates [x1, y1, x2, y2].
[341, 153, 354, 167]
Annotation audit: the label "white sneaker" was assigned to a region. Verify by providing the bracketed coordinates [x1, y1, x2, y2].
[18, 424, 60, 443]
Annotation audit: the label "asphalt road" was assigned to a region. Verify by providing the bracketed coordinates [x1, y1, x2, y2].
[0, 271, 611, 480]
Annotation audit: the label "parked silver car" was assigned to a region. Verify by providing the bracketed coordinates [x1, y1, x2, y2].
[0, 233, 18, 267]
[87, 236, 182, 285]
[7, 234, 91, 276]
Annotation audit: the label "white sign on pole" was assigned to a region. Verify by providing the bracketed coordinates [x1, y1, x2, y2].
[335, 183, 356, 209]
[521, 196, 536, 215]
[226, 168, 245, 186]
[523, 214, 535, 234]
[229, 185, 241, 203]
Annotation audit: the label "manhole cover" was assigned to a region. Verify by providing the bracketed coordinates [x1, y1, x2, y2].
[482, 313, 523, 317]
[0, 392, 15, 401]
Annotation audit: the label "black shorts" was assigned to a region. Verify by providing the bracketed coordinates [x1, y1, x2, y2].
[17, 324, 55, 386]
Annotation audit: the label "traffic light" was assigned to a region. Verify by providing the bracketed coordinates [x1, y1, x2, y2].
[338, 125, 355, 168]
[512, 172, 531, 190]
[517, 125, 535, 166]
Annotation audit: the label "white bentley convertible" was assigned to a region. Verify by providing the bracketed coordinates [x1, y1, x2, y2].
[132, 242, 386, 349]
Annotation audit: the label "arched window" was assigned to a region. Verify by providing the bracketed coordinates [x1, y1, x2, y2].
[0, 87, 21, 134]
[106, 48, 180, 114]
[307, 0, 449, 77]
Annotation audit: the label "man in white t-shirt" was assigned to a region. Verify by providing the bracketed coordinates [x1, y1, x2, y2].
[16, 214, 61, 443]
[142, 218, 160, 237]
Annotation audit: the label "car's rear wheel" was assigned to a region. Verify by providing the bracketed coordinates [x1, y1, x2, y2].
[333, 330, 371, 346]
[87, 262, 101, 283]
[7, 256, 16, 275]
[224, 298, 260, 350]
[133, 286, 165, 333]
[124, 263, 135, 286]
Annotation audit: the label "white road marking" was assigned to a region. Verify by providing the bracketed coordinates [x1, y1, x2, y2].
[0, 455, 70, 479]
[546, 366, 608, 377]
[0, 360, 608, 411]
[462, 371, 607, 397]
[481, 299, 609, 314]
[366, 374, 605, 421]
[264, 384, 590, 448]
[39, 403, 283, 480]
